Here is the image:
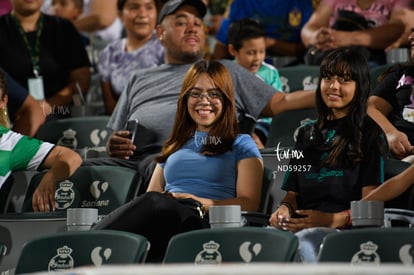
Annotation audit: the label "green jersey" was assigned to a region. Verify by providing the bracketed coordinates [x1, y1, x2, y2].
[0, 126, 54, 187]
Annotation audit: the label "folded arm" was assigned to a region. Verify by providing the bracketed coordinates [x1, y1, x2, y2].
[33, 146, 82, 212]
[367, 96, 413, 158]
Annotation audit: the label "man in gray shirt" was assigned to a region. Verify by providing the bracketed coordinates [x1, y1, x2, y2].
[85, 0, 314, 186]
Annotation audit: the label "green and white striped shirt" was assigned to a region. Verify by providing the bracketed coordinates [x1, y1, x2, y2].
[0, 126, 54, 188]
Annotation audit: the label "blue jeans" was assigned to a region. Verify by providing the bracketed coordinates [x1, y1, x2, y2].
[295, 227, 339, 262]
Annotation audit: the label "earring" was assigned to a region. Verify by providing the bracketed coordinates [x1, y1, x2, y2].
[0, 107, 11, 128]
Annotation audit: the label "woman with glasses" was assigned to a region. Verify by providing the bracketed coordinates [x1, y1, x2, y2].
[93, 60, 264, 262]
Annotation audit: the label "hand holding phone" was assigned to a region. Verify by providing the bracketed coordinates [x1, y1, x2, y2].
[107, 131, 135, 159]
[125, 119, 139, 145]
[291, 212, 307, 219]
[124, 119, 155, 152]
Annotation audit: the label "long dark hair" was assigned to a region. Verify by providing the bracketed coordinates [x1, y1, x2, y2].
[313, 48, 370, 168]
[156, 60, 238, 163]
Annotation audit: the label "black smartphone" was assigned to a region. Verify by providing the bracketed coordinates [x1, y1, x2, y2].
[124, 119, 155, 154]
[125, 119, 139, 145]
[291, 212, 307, 218]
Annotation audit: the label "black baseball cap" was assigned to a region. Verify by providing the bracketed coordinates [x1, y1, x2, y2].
[158, 0, 207, 25]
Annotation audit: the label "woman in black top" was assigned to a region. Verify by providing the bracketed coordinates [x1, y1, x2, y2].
[269, 48, 387, 262]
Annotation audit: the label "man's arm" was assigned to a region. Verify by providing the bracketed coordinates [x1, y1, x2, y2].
[300, 4, 333, 48]
[3, 67, 45, 136]
[33, 146, 82, 212]
[386, 9, 414, 50]
[333, 22, 404, 50]
[12, 95, 46, 137]
[363, 163, 414, 202]
[73, 0, 118, 32]
[261, 90, 316, 117]
[367, 96, 413, 158]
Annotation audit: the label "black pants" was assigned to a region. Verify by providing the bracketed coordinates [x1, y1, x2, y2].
[93, 192, 209, 262]
[82, 153, 158, 193]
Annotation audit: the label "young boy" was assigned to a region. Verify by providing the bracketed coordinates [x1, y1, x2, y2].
[51, 0, 89, 46]
[228, 18, 283, 148]
[51, 0, 84, 22]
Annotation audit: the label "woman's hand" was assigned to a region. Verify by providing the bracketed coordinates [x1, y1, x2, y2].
[271, 209, 335, 232]
[268, 204, 290, 229]
[386, 129, 413, 159]
[33, 146, 82, 212]
[32, 174, 57, 212]
[313, 27, 336, 51]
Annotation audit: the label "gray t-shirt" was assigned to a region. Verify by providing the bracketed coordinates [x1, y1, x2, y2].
[108, 59, 276, 156]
